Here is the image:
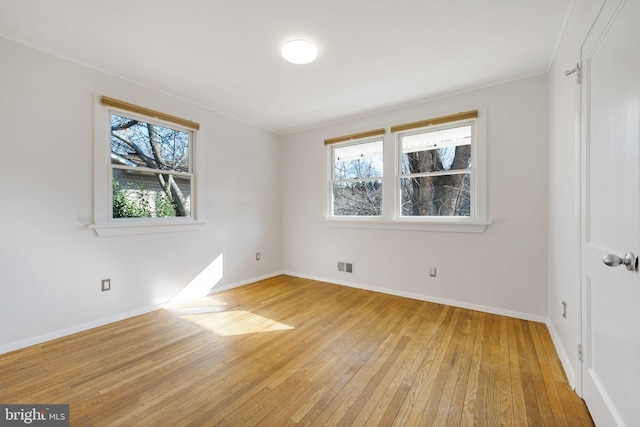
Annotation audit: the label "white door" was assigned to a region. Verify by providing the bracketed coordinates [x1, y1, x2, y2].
[581, 0, 640, 425]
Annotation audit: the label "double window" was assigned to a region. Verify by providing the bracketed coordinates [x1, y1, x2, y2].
[326, 110, 487, 230]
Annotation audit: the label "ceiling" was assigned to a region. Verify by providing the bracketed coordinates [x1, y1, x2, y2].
[0, 0, 571, 134]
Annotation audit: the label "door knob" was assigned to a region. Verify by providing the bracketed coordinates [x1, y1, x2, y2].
[602, 252, 637, 271]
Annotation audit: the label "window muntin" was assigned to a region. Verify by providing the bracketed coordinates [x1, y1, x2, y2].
[109, 112, 194, 219]
[331, 139, 383, 216]
[398, 121, 473, 217]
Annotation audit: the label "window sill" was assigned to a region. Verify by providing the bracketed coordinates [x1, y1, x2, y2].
[88, 219, 206, 237]
[321, 218, 490, 233]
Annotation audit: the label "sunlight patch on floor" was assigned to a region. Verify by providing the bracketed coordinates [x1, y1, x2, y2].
[180, 310, 294, 336]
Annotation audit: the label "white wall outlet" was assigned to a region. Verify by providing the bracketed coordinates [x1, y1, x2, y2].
[101, 279, 111, 292]
[256, 252, 261, 261]
[429, 267, 437, 277]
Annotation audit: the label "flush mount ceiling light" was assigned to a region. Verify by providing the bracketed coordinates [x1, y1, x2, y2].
[281, 39, 318, 64]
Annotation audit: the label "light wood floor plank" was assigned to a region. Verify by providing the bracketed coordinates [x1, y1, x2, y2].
[498, 316, 515, 427]
[461, 310, 484, 426]
[0, 275, 592, 426]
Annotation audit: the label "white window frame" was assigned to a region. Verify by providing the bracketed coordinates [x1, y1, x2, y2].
[324, 108, 488, 232]
[396, 118, 477, 221]
[328, 136, 385, 218]
[91, 96, 205, 237]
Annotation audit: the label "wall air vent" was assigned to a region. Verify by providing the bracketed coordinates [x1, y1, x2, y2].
[337, 261, 354, 274]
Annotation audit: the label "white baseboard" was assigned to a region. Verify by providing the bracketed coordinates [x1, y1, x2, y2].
[546, 320, 577, 391]
[206, 271, 286, 295]
[281, 270, 548, 323]
[0, 271, 284, 356]
[0, 303, 166, 356]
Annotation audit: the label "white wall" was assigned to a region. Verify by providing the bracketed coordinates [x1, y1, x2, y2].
[282, 75, 549, 320]
[0, 37, 283, 352]
[547, 0, 604, 390]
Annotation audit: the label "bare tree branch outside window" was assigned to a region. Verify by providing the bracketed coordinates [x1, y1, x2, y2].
[110, 114, 192, 218]
[332, 140, 383, 216]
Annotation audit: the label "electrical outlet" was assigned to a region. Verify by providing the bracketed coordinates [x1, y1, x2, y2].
[429, 267, 437, 277]
[256, 252, 261, 261]
[101, 279, 111, 292]
[562, 301, 567, 318]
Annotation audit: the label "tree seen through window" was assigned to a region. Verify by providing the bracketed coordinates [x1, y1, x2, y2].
[110, 113, 192, 218]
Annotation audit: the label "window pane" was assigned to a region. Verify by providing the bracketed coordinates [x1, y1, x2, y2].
[110, 114, 190, 172]
[401, 126, 471, 174]
[334, 140, 383, 180]
[401, 174, 470, 216]
[333, 180, 382, 216]
[113, 170, 191, 218]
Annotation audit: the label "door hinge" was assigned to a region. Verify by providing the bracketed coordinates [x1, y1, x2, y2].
[577, 344, 583, 361]
[564, 63, 582, 84]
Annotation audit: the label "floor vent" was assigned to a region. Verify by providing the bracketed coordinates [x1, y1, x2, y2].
[337, 262, 354, 274]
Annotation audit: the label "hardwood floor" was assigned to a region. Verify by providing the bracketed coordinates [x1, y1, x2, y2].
[0, 275, 593, 426]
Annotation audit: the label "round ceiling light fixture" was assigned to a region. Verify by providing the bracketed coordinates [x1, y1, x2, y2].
[281, 39, 318, 64]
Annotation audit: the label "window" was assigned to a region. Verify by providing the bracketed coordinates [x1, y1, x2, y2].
[325, 128, 386, 217]
[331, 138, 384, 216]
[110, 112, 193, 219]
[398, 121, 473, 217]
[92, 96, 204, 236]
[325, 110, 487, 232]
